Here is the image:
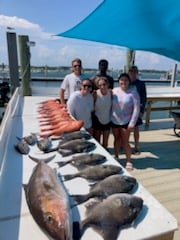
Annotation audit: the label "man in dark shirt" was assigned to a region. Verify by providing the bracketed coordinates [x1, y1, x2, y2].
[129, 65, 147, 154]
[92, 59, 114, 90]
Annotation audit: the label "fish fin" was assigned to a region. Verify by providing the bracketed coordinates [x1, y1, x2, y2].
[72, 194, 89, 205]
[94, 226, 120, 240]
[56, 161, 68, 167]
[58, 149, 72, 157]
[43, 181, 54, 191]
[85, 199, 101, 211]
[43, 147, 58, 153]
[16, 136, 22, 140]
[63, 174, 75, 181]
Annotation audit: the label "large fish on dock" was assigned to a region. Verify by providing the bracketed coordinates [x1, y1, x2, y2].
[45, 139, 96, 156]
[59, 130, 91, 141]
[72, 174, 137, 205]
[56, 153, 107, 169]
[24, 160, 72, 240]
[63, 164, 122, 181]
[80, 193, 143, 240]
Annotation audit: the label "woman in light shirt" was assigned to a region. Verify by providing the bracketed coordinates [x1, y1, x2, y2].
[92, 76, 112, 150]
[67, 78, 94, 135]
[111, 73, 140, 170]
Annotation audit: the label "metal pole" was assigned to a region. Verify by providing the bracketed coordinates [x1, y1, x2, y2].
[6, 32, 19, 95]
[18, 35, 31, 96]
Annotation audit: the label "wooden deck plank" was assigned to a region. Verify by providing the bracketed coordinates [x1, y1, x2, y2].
[108, 119, 180, 240]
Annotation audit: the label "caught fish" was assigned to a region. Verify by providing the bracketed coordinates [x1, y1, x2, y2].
[37, 137, 52, 151]
[60, 130, 91, 141]
[80, 193, 143, 240]
[14, 138, 30, 155]
[24, 160, 72, 240]
[23, 133, 38, 145]
[56, 153, 107, 168]
[72, 174, 137, 205]
[63, 164, 122, 181]
[45, 139, 96, 156]
[16, 133, 38, 146]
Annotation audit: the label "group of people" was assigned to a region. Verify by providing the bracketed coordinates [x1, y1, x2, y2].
[59, 58, 147, 171]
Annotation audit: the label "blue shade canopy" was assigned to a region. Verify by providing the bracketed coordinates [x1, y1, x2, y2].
[57, 0, 180, 61]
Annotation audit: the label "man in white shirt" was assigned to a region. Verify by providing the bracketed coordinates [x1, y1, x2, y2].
[59, 58, 85, 104]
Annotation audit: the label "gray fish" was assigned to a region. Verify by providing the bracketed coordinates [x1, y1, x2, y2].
[14, 138, 30, 155]
[63, 164, 122, 181]
[60, 130, 91, 141]
[72, 174, 137, 205]
[45, 139, 96, 156]
[24, 160, 72, 240]
[80, 193, 143, 240]
[23, 133, 38, 145]
[37, 137, 52, 151]
[56, 153, 107, 168]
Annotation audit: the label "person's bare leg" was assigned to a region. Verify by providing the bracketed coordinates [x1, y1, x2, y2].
[93, 129, 101, 143]
[102, 129, 110, 149]
[134, 126, 140, 154]
[112, 127, 121, 158]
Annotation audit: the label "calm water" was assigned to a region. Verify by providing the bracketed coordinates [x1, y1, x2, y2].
[1, 70, 179, 121]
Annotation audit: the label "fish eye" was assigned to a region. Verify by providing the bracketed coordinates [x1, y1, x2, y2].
[44, 212, 53, 223]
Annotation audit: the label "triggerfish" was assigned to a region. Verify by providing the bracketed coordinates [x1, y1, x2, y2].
[80, 193, 143, 240]
[24, 160, 72, 240]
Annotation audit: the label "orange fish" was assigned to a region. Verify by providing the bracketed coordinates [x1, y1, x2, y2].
[24, 160, 72, 240]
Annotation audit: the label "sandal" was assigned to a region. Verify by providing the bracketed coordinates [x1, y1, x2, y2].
[125, 162, 133, 171]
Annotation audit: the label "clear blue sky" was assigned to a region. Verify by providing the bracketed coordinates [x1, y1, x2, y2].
[0, 0, 179, 70]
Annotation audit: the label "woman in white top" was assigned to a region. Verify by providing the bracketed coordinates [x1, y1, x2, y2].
[92, 77, 112, 149]
[67, 78, 94, 135]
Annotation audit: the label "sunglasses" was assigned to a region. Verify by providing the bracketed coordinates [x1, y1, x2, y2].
[73, 64, 81, 68]
[99, 83, 107, 87]
[82, 84, 92, 89]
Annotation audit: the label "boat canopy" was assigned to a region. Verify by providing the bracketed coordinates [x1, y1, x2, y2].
[57, 0, 180, 61]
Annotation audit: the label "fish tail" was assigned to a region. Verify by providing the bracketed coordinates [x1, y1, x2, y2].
[44, 147, 58, 153]
[56, 161, 68, 167]
[72, 194, 89, 205]
[28, 154, 56, 163]
[63, 174, 74, 181]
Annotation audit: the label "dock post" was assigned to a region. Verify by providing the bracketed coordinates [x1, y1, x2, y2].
[6, 32, 19, 95]
[170, 64, 177, 88]
[18, 35, 31, 96]
[125, 49, 135, 72]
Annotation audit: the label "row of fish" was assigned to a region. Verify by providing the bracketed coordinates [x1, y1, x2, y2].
[37, 99, 84, 137]
[14, 130, 94, 156]
[20, 99, 144, 240]
[24, 157, 143, 240]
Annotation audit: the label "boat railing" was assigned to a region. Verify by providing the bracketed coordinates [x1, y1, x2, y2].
[0, 87, 21, 174]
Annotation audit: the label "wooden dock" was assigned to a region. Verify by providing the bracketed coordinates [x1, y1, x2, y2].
[108, 118, 180, 240]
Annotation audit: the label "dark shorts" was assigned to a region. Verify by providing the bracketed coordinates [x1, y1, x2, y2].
[110, 121, 129, 129]
[135, 117, 143, 126]
[92, 113, 111, 131]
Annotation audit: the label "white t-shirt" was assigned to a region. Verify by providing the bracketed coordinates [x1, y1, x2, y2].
[67, 91, 94, 129]
[60, 72, 85, 99]
[95, 90, 112, 124]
